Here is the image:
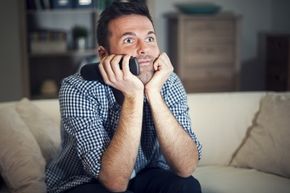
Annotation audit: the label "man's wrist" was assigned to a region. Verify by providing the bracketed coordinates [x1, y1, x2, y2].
[123, 91, 144, 103]
[145, 89, 163, 106]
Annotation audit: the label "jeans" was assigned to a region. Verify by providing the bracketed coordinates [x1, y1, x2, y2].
[63, 168, 202, 193]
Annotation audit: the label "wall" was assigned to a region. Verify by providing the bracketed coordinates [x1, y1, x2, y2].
[151, 0, 289, 91]
[271, 0, 290, 33]
[0, 0, 24, 102]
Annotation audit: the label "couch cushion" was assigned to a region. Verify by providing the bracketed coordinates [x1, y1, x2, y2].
[15, 98, 61, 163]
[0, 106, 46, 193]
[31, 99, 60, 124]
[187, 92, 264, 166]
[230, 93, 290, 178]
[194, 166, 290, 193]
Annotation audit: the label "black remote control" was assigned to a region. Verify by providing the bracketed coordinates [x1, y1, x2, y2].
[80, 57, 140, 82]
[80, 57, 140, 104]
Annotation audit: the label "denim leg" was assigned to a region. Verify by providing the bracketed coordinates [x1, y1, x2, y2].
[63, 180, 134, 193]
[128, 168, 202, 193]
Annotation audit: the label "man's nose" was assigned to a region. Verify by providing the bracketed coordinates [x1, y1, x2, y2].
[137, 40, 149, 55]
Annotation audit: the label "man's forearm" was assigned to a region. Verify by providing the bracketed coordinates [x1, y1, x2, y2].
[98, 95, 143, 192]
[147, 93, 198, 177]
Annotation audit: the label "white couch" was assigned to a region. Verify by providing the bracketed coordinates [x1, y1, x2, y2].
[0, 92, 290, 193]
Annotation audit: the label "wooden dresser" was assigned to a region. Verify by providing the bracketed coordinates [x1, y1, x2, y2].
[265, 33, 290, 91]
[165, 13, 241, 93]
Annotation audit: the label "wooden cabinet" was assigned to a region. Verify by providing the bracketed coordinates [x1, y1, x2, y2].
[265, 33, 290, 91]
[165, 13, 241, 93]
[24, 8, 99, 99]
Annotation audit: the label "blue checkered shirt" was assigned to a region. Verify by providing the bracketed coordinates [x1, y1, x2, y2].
[46, 72, 202, 193]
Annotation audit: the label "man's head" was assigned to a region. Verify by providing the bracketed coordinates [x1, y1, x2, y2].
[97, 1, 160, 83]
[97, 1, 154, 51]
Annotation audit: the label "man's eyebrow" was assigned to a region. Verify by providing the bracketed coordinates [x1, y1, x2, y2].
[148, 31, 156, 35]
[121, 31, 156, 37]
[121, 32, 136, 37]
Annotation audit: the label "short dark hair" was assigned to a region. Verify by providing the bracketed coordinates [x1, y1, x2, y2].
[97, 1, 153, 51]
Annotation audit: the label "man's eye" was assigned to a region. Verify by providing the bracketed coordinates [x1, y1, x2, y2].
[123, 38, 134, 44]
[146, 36, 155, 43]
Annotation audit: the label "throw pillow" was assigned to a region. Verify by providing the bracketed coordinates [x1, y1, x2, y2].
[230, 93, 290, 178]
[15, 98, 61, 163]
[0, 106, 46, 193]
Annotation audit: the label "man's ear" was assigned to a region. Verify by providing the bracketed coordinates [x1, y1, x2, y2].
[97, 46, 108, 60]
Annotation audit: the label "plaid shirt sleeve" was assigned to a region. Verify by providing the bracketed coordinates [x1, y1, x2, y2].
[162, 73, 202, 160]
[59, 76, 110, 177]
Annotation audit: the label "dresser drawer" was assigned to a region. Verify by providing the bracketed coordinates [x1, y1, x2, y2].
[185, 34, 235, 45]
[179, 66, 235, 80]
[181, 66, 236, 92]
[183, 19, 235, 37]
[182, 78, 236, 93]
[181, 19, 236, 53]
[183, 44, 235, 66]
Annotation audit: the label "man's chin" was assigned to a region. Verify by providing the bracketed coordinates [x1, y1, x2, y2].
[138, 71, 154, 84]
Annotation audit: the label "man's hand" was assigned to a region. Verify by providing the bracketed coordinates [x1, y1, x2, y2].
[145, 52, 174, 99]
[99, 54, 144, 98]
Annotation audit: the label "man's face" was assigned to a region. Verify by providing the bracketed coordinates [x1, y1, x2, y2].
[106, 14, 160, 84]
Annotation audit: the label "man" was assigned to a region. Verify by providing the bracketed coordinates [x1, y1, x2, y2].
[46, 1, 202, 193]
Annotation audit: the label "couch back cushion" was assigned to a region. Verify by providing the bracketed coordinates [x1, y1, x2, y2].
[31, 99, 61, 125]
[0, 99, 60, 126]
[15, 98, 61, 163]
[230, 93, 290, 178]
[0, 98, 61, 193]
[187, 92, 265, 166]
[0, 106, 46, 193]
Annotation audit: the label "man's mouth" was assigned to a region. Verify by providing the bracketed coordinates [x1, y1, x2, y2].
[137, 56, 154, 66]
[138, 59, 152, 66]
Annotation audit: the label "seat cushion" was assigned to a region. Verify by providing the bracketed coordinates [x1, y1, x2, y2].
[194, 166, 290, 193]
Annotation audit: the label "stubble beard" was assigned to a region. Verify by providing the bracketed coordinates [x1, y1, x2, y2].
[136, 55, 155, 84]
[138, 66, 154, 84]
